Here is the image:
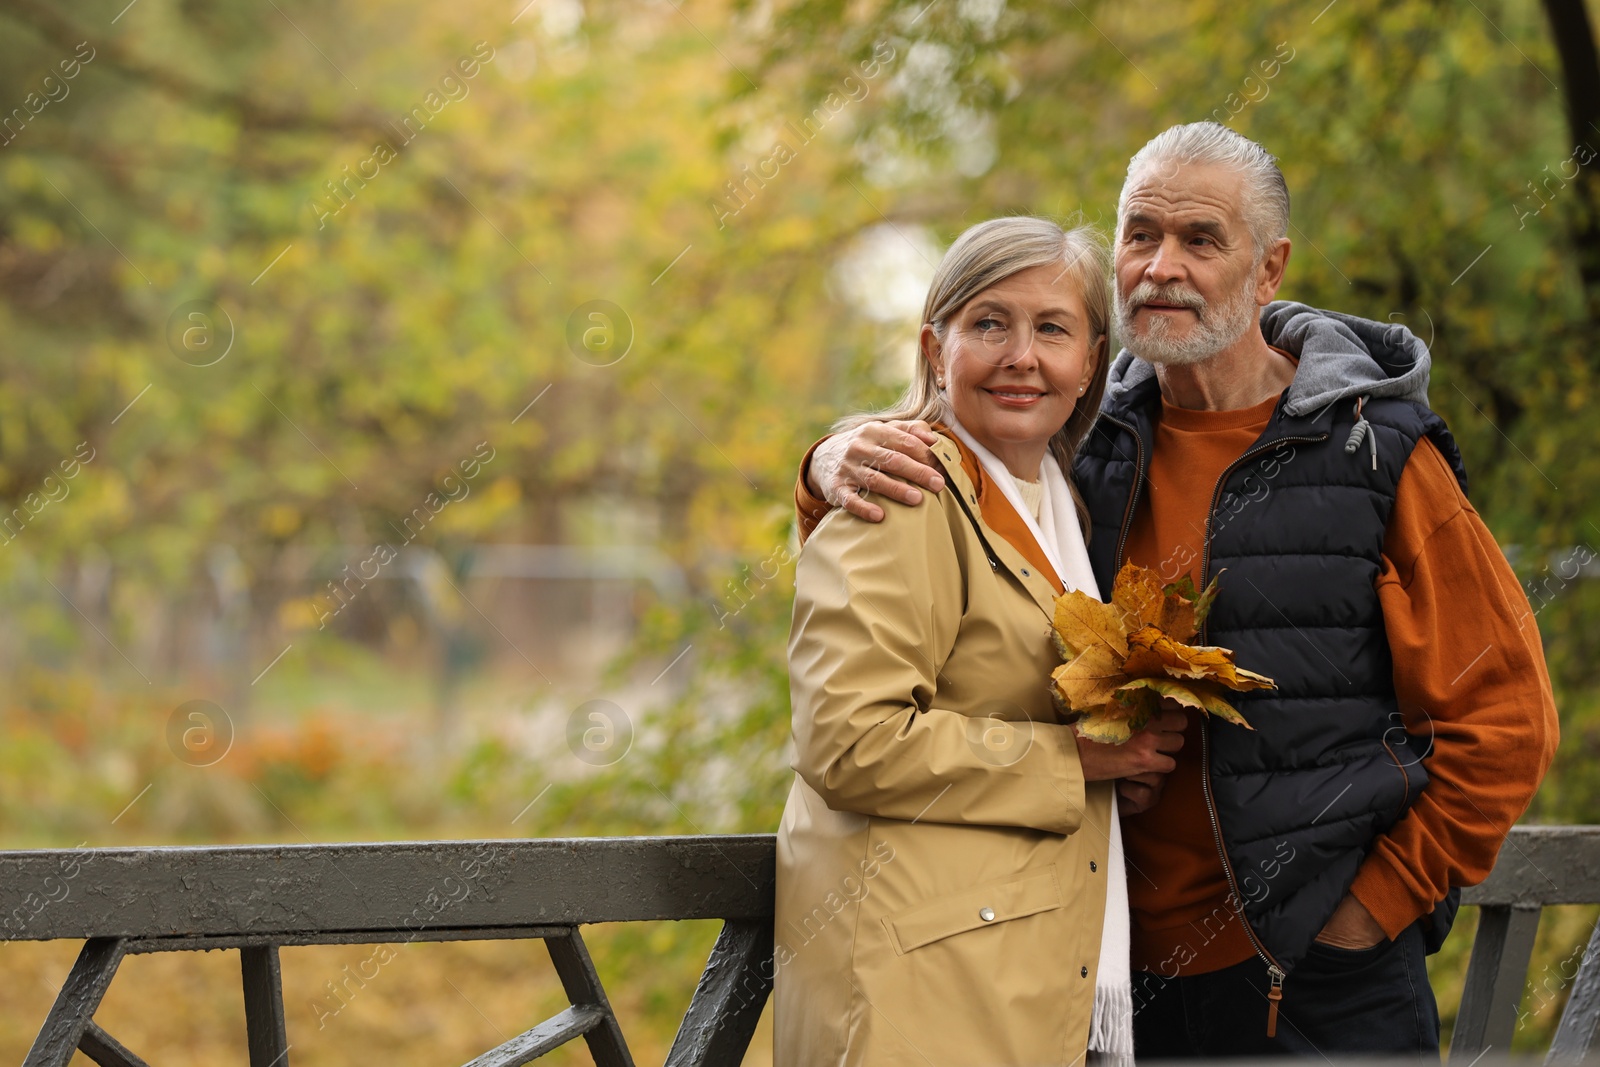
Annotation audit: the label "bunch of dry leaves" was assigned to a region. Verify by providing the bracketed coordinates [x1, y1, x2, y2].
[1051, 563, 1276, 744]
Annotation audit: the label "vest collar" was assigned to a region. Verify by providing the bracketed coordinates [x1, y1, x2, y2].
[1104, 300, 1435, 418]
[1103, 374, 1343, 448]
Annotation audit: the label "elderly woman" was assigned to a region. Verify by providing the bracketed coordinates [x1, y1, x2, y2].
[773, 217, 1184, 1065]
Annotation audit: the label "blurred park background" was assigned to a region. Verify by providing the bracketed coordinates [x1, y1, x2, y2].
[1, 0, 1599, 1061]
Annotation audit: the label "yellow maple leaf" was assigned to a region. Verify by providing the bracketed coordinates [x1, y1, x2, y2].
[1164, 571, 1223, 638]
[1075, 712, 1135, 745]
[1117, 677, 1255, 731]
[1192, 686, 1253, 729]
[1053, 589, 1131, 658]
[1110, 562, 1166, 631]
[1070, 681, 1160, 744]
[1121, 642, 1168, 679]
[1117, 675, 1208, 709]
[1051, 645, 1130, 709]
[1156, 593, 1198, 644]
[1125, 626, 1276, 692]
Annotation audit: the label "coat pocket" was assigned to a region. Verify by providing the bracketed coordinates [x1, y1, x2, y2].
[883, 865, 1062, 955]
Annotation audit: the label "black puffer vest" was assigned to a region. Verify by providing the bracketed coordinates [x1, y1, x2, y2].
[1074, 372, 1468, 982]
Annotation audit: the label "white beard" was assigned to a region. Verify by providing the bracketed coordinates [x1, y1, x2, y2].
[1114, 280, 1259, 366]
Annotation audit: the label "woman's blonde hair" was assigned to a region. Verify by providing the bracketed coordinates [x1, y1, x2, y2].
[836, 215, 1112, 529]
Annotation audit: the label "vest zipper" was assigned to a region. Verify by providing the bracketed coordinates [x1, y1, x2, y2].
[1195, 430, 1327, 1037]
[1200, 719, 1287, 1035]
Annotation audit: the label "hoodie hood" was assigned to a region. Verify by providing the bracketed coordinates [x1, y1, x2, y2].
[1105, 300, 1432, 418]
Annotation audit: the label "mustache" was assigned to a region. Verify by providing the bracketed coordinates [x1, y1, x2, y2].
[1127, 281, 1207, 313]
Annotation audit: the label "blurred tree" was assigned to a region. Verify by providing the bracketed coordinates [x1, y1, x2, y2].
[1539, 0, 1600, 320]
[0, 0, 1592, 841]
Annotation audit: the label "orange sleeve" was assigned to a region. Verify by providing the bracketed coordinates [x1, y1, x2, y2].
[1349, 437, 1560, 938]
[794, 436, 835, 544]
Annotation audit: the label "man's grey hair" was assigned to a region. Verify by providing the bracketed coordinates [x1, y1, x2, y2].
[1117, 122, 1290, 259]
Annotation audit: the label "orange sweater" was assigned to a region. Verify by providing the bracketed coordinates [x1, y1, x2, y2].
[1117, 394, 1279, 974]
[795, 405, 1559, 975]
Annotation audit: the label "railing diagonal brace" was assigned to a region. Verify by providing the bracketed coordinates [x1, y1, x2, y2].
[545, 926, 635, 1067]
[1549, 917, 1600, 1066]
[459, 1005, 607, 1067]
[24, 936, 129, 1067]
[664, 919, 773, 1067]
[77, 1020, 154, 1067]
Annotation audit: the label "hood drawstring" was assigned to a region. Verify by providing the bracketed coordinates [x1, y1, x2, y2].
[1344, 396, 1377, 470]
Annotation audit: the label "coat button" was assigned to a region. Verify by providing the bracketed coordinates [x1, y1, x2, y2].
[979, 907, 996, 922]
[1090, 860, 1098, 872]
[1081, 966, 1089, 978]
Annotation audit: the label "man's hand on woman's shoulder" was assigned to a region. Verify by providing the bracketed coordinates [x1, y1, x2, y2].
[807, 419, 948, 522]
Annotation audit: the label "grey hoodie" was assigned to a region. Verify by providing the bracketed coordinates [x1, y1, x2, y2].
[1104, 300, 1433, 419]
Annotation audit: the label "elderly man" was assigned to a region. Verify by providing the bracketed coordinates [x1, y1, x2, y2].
[791, 122, 1558, 1056]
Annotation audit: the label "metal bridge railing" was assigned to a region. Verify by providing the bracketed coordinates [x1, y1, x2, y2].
[0, 835, 774, 1067]
[3, 825, 1599, 1065]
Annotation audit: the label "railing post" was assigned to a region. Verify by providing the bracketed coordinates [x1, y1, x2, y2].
[1454, 905, 1542, 1060]
[241, 944, 291, 1067]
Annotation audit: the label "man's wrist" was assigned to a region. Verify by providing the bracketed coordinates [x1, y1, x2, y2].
[797, 437, 833, 509]
[794, 436, 835, 542]
[1349, 852, 1433, 940]
[801, 447, 824, 500]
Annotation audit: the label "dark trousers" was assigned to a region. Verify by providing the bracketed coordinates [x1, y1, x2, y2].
[1132, 921, 1441, 1058]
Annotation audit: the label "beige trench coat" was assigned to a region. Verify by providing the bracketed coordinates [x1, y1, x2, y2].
[775, 433, 1115, 1067]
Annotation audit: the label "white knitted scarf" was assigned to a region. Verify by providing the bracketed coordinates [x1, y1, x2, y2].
[947, 418, 1135, 1066]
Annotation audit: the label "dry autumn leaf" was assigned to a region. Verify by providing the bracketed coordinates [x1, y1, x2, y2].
[1113, 564, 1168, 631]
[1192, 686, 1253, 730]
[1113, 677, 1253, 731]
[1072, 686, 1157, 744]
[1075, 707, 1136, 745]
[1051, 645, 1130, 708]
[1049, 563, 1274, 744]
[1164, 572, 1221, 635]
[1125, 626, 1277, 691]
[1156, 596, 1197, 643]
[1053, 591, 1132, 658]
